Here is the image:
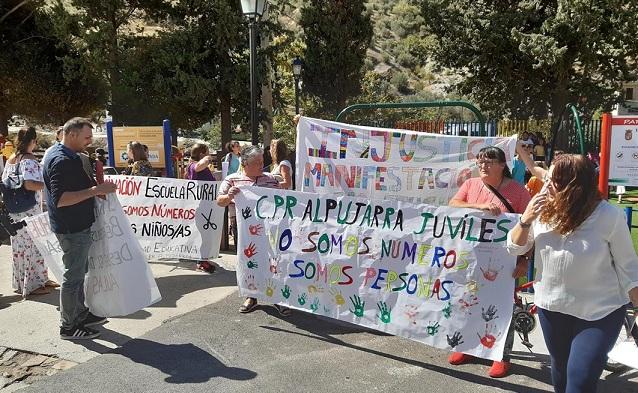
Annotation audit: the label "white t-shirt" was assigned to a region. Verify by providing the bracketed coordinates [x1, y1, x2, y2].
[507, 201, 638, 320]
[271, 160, 292, 189]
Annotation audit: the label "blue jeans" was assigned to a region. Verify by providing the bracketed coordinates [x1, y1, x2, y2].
[538, 306, 626, 393]
[56, 229, 92, 330]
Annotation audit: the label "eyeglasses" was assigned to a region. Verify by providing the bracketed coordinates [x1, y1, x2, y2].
[523, 144, 534, 148]
[476, 159, 501, 166]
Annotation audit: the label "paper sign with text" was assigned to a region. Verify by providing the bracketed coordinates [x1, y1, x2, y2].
[235, 187, 516, 361]
[295, 117, 517, 205]
[24, 195, 161, 317]
[105, 175, 224, 260]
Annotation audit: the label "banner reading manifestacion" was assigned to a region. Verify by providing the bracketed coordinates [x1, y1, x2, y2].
[235, 187, 516, 361]
[296, 117, 517, 205]
[105, 175, 224, 260]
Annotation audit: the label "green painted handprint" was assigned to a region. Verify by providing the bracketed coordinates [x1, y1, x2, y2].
[377, 301, 391, 324]
[298, 292, 307, 306]
[426, 321, 440, 336]
[281, 285, 291, 299]
[442, 302, 452, 319]
[247, 260, 258, 269]
[310, 298, 320, 313]
[349, 295, 365, 317]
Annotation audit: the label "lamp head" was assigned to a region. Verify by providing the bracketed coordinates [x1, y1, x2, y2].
[292, 57, 303, 77]
[240, 0, 267, 19]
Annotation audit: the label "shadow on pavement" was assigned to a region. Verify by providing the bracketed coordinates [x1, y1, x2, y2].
[111, 338, 257, 383]
[0, 293, 24, 310]
[148, 268, 237, 310]
[260, 323, 553, 393]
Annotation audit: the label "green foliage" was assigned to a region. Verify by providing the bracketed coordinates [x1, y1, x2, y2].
[418, 0, 638, 118]
[390, 72, 411, 94]
[300, 0, 373, 116]
[0, 1, 105, 134]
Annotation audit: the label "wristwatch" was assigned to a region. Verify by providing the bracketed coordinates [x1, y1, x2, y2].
[518, 216, 532, 228]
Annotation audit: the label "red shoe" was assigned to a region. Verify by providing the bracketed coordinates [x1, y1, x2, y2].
[488, 360, 511, 378]
[448, 352, 475, 365]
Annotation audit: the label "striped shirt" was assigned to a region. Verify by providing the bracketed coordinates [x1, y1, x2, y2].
[219, 172, 281, 217]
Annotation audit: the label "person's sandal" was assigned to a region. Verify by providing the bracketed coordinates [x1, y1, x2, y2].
[196, 261, 216, 274]
[239, 297, 258, 313]
[30, 286, 52, 295]
[273, 304, 291, 317]
[44, 280, 60, 288]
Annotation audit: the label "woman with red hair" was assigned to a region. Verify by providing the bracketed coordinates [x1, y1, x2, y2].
[508, 154, 638, 393]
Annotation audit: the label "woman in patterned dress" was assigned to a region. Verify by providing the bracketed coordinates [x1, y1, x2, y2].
[2, 127, 56, 297]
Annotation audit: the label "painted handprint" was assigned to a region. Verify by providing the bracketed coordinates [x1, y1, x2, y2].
[447, 331, 464, 348]
[244, 275, 257, 291]
[243, 243, 257, 258]
[281, 285, 291, 299]
[477, 323, 501, 349]
[248, 224, 263, 235]
[480, 263, 504, 282]
[466, 279, 482, 295]
[349, 295, 365, 317]
[246, 260, 258, 269]
[404, 305, 418, 325]
[323, 306, 331, 314]
[269, 255, 281, 275]
[481, 305, 499, 322]
[442, 302, 452, 319]
[458, 292, 479, 314]
[377, 301, 391, 324]
[265, 279, 276, 297]
[307, 285, 324, 294]
[241, 206, 252, 219]
[297, 292, 307, 306]
[426, 321, 440, 336]
[310, 298, 320, 313]
[329, 288, 345, 306]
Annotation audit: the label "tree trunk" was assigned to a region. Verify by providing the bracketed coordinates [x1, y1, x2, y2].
[0, 107, 8, 137]
[220, 90, 232, 156]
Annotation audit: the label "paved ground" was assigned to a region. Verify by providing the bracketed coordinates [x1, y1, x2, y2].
[1, 245, 637, 392]
[15, 294, 638, 393]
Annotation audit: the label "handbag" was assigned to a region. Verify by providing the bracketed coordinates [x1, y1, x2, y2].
[0, 156, 36, 214]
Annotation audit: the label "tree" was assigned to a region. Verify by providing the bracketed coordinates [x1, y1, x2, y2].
[300, 0, 373, 116]
[0, 0, 105, 135]
[418, 0, 638, 119]
[49, 0, 168, 124]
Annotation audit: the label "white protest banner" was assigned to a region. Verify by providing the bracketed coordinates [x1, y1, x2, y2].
[24, 195, 161, 317]
[295, 117, 517, 205]
[235, 187, 516, 361]
[105, 175, 224, 260]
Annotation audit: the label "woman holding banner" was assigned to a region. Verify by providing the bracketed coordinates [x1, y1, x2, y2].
[216, 145, 291, 317]
[270, 139, 292, 190]
[448, 145, 531, 378]
[187, 143, 217, 274]
[508, 155, 638, 393]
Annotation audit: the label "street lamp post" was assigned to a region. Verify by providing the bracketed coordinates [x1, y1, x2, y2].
[240, 0, 267, 146]
[292, 57, 303, 115]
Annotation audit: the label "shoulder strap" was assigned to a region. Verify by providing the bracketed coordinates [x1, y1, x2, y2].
[484, 183, 515, 213]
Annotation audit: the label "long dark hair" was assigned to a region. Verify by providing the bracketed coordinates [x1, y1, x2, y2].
[477, 146, 512, 178]
[16, 127, 37, 155]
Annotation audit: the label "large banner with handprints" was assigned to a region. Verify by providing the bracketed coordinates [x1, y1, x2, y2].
[105, 175, 224, 260]
[295, 117, 517, 205]
[235, 187, 516, 361]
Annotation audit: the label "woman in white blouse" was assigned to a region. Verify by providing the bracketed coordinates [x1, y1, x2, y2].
[507, 154, 638, 393]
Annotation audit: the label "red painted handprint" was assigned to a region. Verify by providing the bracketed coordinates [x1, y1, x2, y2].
[249, 224, 263, 236]
[477, 323, 501, 349]
[244, 243, 257, 258]
[480, 263, 503, 282]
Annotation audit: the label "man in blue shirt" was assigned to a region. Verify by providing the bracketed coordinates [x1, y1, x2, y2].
[43, 117, 117, 340]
